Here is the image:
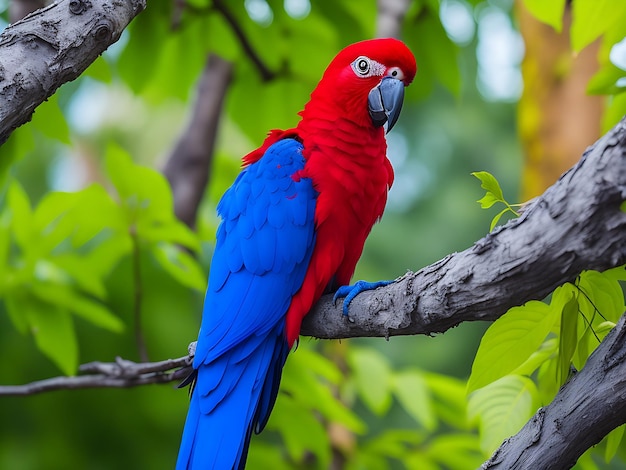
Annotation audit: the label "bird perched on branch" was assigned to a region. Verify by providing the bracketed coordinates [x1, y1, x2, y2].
[176, 38, 416, 469]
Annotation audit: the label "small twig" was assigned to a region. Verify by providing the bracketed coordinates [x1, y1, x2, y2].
[0, 354, 193, 396]
[212, 0, 276, 81]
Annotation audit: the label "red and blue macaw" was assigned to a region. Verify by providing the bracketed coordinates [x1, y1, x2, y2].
[176, 38, 416, 469]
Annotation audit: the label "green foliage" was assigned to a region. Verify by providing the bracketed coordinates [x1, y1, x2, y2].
[468, 267, 626, 459]
[0, 145, 204, 373]
[472, 171, 520, 230]
[468, 375, 539, 454]
[248, 343, 481, 469]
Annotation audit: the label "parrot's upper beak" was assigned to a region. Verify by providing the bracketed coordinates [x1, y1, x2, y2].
[367, 77, 405, 133]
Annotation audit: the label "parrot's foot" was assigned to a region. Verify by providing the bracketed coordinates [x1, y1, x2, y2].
[333, 280, 394, 317]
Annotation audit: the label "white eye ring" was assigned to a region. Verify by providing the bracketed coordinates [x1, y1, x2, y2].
[387, 67, 405, 81]
[353, 56, 371, 76]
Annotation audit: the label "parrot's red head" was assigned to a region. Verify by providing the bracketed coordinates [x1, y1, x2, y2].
[243, 39, 416, 166]
[301, 38, 416, 132]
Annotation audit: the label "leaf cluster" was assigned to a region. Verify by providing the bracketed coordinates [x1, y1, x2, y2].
[467, 267, 626, 462]
[249, 342, 483, 469]
[0, 146, 204, 374]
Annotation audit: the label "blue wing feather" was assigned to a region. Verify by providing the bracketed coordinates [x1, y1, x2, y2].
[176, 138, 317, 470]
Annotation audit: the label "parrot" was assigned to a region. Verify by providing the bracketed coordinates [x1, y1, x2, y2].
[176, 38, 416, 469]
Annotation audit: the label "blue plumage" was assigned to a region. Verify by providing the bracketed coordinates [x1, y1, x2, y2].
[176, 138, 317, 469]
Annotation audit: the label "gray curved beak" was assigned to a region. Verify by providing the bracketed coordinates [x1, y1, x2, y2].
[368, 77, 405, 133]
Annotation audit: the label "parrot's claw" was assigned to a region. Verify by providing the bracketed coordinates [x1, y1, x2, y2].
[333, 280, 394, 317]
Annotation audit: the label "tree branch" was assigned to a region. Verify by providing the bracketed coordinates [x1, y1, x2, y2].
[163, 53, 233, 228]
[0, 0, 146, 145]
[483, 311, 626, 469]
[301, 116, 626, 340]
[0, 355, 193, 396]
[212, 0, 275, 82]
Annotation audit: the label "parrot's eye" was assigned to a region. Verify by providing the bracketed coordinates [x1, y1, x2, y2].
[386, 67, 405, 81]
[353, 56, 371, 75]
[351, 56, 386, 78]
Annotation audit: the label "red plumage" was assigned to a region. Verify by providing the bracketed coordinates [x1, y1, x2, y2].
[244, 38, 416, 346]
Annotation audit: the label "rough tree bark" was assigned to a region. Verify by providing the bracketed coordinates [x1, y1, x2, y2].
[0, 0, 146, 145]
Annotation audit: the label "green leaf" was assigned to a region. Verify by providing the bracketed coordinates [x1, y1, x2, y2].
[424, 373, 469, 429]
[360, 429, 424, 460]
[425, 433, 484, 469]
[0, 210, 11, 279]
[290, 346, 342, 385]
[477, 192, 499, 210]
[24, 301, 78, 375]
[29, 94, 70, 144]
[282, 346, 365, 433]
[605, 424, 625, 463]
[577, 270, 625, 324]
[554, 284, 579, 385]
[105, 144, 181, 242]
[31, 282, 124, 333]
[152, 244, 206, 291]
[522, 0, 566, 32]
[571, 0, 626, 53]
[53, 254, 107, 298]
[83, 56, 113, 83]
[138, 220, 200, 252]
[587, 63, 626, 95]
[0, 126, 35, 181]
[117, 3, 169, 94]
[348, 347, 393, 415]
[392, 370, 437, 430]
[33, 184, 127, 250]
[511, 338, 557, 376]
[246, 443, 292, 470]
[5, 291, 29, 334]
[267, 395, 331, 467]
[490, 207, 511, 231]
[602, 92, 626, 133]
[468, 375, 539, 455]
[7, 180, 33, 250]
[472, 171, 505, 202]
[468, 300, 557, 393]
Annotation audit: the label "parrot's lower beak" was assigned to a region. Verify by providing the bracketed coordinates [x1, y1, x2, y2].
[367, 77, 405, 133]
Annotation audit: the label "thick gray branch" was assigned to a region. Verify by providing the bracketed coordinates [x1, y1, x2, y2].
[0, 355, 193, 396]
[482, 312, 626, 469]
[301, 117, 626, 339]
[0, 0, 146, 145]
[163, 53, 233, 228]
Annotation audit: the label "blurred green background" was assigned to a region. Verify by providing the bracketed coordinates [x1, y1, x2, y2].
[0, 0, 625, 468]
